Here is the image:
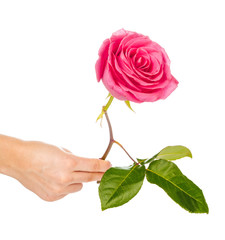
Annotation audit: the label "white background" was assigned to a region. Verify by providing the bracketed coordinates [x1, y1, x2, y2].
[0, 0, 224, 239]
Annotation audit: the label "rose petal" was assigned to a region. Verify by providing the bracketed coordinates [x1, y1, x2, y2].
[102, 63, 129, 100]
[159, 75, 178, 99]
[131, 75, 178, 102]
[124, 36, 151, 49]
[112, 55, 142, 91]
[96, 29, 178, 103]
[95, 39, 110, 81]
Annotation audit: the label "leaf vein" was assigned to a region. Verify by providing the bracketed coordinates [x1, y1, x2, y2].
[106, 165, 138, 205]
[146, 168, 204, 205]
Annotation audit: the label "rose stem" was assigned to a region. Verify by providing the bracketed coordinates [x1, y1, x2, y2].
[113, 140, 138, 165]
[100, 109, 114, 160]
[100, 110, 138, 165]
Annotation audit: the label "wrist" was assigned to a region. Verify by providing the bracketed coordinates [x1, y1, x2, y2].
[0, 134, 26, 177]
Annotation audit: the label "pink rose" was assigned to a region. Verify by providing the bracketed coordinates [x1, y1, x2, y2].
[95, 29, 178, 103]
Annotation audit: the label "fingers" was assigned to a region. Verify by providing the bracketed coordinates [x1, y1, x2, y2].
[71, 172, 104, 183]
[47, 194, 68, 202]
[63, 183, 83, 194]
[72, 156, 111, 172]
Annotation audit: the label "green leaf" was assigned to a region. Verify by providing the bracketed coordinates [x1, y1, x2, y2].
[99, 164, 145, 210]
[146, 159, 209, 213]
[125, 100, 135, 112]
[156, 145, 192, 161]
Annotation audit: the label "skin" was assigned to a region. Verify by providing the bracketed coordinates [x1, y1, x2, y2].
[0, 134, 111, 201]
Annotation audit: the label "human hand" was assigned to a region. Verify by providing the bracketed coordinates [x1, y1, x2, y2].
[0, 136, 111, 201]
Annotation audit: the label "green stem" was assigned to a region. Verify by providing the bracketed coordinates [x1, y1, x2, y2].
[96, 95, 114, 122]
[105, 95, 114, 110]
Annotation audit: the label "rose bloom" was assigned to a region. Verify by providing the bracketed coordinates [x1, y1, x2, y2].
[95, 29, 178, 103]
